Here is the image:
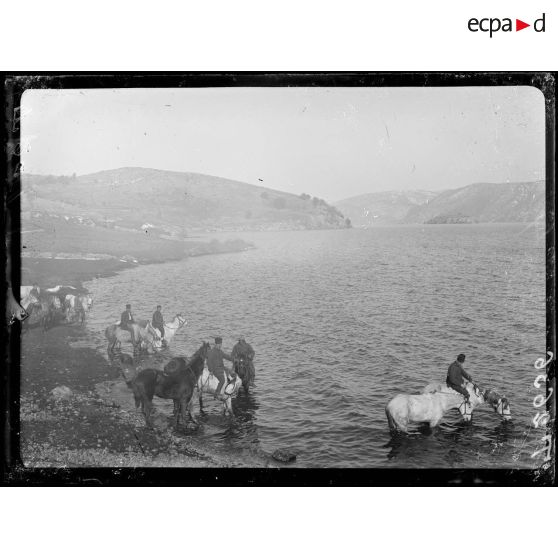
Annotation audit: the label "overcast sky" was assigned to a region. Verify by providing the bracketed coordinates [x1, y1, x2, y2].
[21, 86, 545, 202]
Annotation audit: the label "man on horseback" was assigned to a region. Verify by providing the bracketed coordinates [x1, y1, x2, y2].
[231, 336, 256, 386]
[447, 353, 473, 402]
[120, 303, 137, 345]
[152, 305, 166, 347]
[207, 336, 234, 399]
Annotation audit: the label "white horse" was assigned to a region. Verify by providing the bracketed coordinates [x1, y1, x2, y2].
[422, 382, 512, 422]
[105, 321, 162, 355]
[64, 294, 93, 323]
[20, 292, 39, 312]
[21, 285, 40, 299]
[196, 368, 242, 417]
[137, 314, 187, 347]
[385, 381, 485, 434]
[45, 285, 77, 293]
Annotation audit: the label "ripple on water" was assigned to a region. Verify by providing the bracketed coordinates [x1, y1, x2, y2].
[79, 225, 545, 468]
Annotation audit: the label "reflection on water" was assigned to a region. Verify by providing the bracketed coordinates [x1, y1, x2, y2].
[82, 224, 546, 468]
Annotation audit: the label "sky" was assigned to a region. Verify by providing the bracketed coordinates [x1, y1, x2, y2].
[21, 86, 545, 202]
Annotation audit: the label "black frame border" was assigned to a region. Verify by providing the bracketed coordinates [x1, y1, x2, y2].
[1, 71, 555, 486]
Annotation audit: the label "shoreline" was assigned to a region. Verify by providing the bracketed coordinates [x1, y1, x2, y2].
[19, 239, 275, 469]
[21, 236, 254, 291]
[19, 320, 273, 469]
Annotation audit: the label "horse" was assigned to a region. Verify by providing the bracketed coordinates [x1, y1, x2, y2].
[20, 293, 39, 332]
[20, 285, 40, 299]
[385, 381, 486, 434]
[25, 299, 55, 332]
[64, 294, 92, 324]
[233, 355, 255, 394]
[121, 342, 211, 428]
[196, 366, 243, 417]
[137, 314, 187, 347]
[105, 321, 162, 357]
[422, 382, 512, 422]
[20, 292, 39, 313]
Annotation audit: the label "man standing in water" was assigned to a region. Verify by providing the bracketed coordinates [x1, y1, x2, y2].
[447, 353, 473, 401]
[152, 305, 166, 346]
[120, 303, 137, 345]
[231, 335, 256, 386]
[207, 336, 234, 399]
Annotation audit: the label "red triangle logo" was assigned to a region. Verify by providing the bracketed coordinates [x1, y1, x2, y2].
[516, 19, 530, 31]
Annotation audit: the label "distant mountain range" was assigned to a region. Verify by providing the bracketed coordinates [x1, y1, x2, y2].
[22, 167, 351, 235]
[336, 181, 545, 226]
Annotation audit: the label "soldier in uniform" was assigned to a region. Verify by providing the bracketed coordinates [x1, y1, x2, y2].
[120, 303, 137, 345]
[446, 353, 473, 401]
[152, 305, 166, 346]
[207, 336, 234, 398]
[231, 335, 256, 386]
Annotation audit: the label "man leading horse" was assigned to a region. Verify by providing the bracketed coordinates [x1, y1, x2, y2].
[207, 336, 235, 399]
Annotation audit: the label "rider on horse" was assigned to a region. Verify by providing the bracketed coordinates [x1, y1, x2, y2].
[152, 305, 166, 346]
[231, 335, 256, 386]
[207, 336, 234, 399]
[446, 353, 474, 402]
[120, 304, 137, 345]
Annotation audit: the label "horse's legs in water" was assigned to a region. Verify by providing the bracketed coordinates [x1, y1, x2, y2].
[199, 391, 204, 414]
[187, 397, 197, 424]
[223, 398, 234, 417]
[174, 399, 182, 428]
[143, 399, 154, 428]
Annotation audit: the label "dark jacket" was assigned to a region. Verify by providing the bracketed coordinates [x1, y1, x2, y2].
[231, 341, 255, 361]
[152, 311, 164, 329]
[120, 310, 134, 328]
[207, 346, 232, 375]
[447, 361, 472, 386]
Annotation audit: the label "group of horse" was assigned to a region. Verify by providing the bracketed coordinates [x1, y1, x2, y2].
[385, 380, 512, 434]
[117, 341, 252, 428]
[20, 285, 93, 331]
[104, 313, 187, 356]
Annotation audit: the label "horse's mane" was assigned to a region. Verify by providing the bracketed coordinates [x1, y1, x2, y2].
[189, 342, 208, 364]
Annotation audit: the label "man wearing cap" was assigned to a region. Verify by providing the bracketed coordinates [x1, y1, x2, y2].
[231, 336, 256, 386]
[152, 305, 166, 346]
[207, 337, 234, 398]
[120, 303, 136, 345]
[446, 353, 473, 401]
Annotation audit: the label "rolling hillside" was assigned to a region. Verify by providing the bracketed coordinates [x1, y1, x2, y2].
[22, 167, 350, 235]
[403, 181, 545, 224]
[337, 181, 545, 226]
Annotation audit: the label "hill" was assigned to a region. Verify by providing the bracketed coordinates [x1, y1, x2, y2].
[21, 167, 350, 235]
[403, 181, 545, 224]
[337, 181, 545, 226]
[335, 190, 437, 226]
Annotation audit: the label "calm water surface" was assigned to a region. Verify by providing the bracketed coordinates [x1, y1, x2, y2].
[84, 224, 547, 468]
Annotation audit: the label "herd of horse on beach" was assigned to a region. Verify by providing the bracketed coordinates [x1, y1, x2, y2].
[20, 284, 93, 331]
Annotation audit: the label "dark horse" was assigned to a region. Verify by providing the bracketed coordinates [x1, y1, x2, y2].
[121, 342, 210, 428]
[234, 355, 255, 394]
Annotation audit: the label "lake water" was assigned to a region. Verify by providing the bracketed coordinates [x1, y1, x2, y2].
[83, 224, 547, 468]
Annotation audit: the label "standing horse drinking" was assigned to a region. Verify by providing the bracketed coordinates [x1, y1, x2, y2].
[123, 342, 210, 428]
[385, 381, 486, 434]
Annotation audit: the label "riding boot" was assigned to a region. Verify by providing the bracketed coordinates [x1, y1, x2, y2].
[215, 379, 224, 400]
